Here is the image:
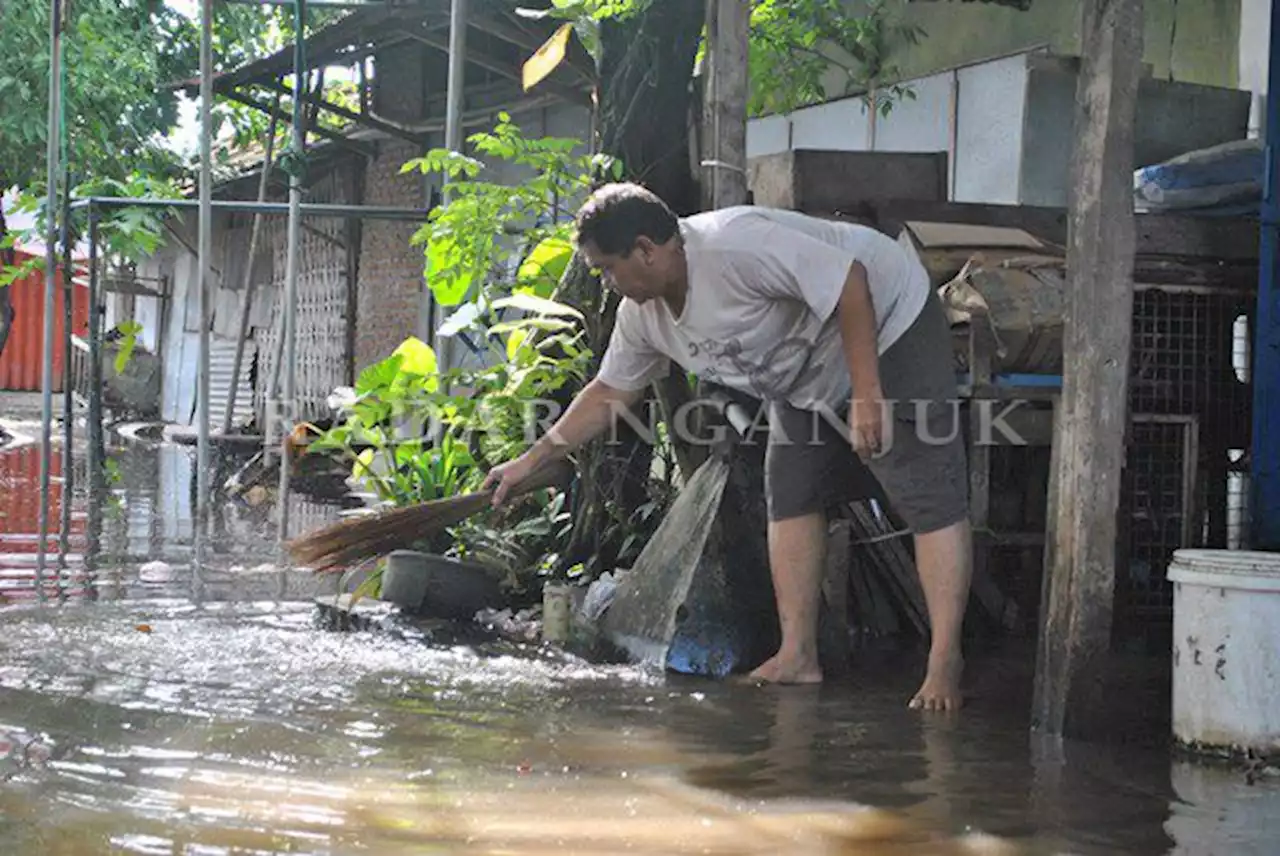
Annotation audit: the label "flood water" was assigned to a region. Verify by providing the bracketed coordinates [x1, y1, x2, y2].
[1, 430, 1277, 854]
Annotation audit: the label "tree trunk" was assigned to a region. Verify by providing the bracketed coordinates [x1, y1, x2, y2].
[554, 0, 707, 576]
[597, 0, 705, 216]
[0, 199, 15, 361]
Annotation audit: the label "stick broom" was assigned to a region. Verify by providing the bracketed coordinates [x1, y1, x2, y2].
[287, 459, 575, 572]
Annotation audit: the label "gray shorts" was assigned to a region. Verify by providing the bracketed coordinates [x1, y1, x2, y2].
[764, 292, 970, 534]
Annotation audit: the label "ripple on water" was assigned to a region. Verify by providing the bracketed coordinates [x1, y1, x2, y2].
[2, 443, 1277, 854]
[0, 598, 1038, 856]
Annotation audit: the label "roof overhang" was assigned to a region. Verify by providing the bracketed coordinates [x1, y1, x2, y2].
[172, 1, 595, 153]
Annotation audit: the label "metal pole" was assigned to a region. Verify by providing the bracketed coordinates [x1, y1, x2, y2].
[445, 0, 467, 156]
[59, 167, 74, 598]
[196, 0, 214, 574]
[1254, 0, 1280, 550]
[37, 0, 65, 605]
[438, 0, 467, 376]
[86, 207, 104, 509]
[277, 0, 308, 547]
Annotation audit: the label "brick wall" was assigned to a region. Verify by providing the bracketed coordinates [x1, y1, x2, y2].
[351, 42, 435, 374]
[354, 139, 430, 372]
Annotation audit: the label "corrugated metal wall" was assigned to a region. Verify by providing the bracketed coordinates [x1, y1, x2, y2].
[0, 250, 89, 392]
[209, 337, 256, 431]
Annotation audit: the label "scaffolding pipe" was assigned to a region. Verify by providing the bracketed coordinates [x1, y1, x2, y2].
[196, 0, 215, 575]
[37, 0, 65, 604]
[84, 208, 103, 591]
[277, 0, 308, 547]
[68, 197, 429, 220]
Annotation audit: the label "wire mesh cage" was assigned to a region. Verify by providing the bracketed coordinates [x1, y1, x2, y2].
[1117, 282, 1256, 624]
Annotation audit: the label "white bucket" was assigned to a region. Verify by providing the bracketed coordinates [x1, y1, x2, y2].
[1167, 549, 1280, 759]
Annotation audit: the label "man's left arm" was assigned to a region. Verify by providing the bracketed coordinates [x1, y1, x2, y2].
[834, 261, 886, 457]
[835, 261, 882, 401]
[730, 220, 886, 457]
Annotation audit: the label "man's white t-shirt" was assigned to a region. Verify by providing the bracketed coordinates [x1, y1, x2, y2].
[595, 205, 930, 411]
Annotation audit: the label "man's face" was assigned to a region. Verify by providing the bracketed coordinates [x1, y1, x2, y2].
[581, 239, 665, 303]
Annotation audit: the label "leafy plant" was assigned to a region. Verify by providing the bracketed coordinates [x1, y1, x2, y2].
[402, 112, 622, 309]
[310, 119, 604, 586]
[450, 489, 575, 597]
[310, 291, 592, 556]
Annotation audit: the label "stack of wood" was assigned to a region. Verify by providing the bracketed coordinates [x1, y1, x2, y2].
[829, 500, 1012, 640]
[840, 501, 930, 638]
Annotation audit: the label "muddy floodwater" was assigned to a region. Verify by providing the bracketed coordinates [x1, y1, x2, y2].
[0, 432, 1277, 855]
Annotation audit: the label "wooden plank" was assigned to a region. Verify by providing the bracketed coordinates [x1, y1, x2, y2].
[701, 0, 750, 210]
[1032, 0, 1144, 740]
[221, 89, 375, 157]
[837, 200, 1069, 246]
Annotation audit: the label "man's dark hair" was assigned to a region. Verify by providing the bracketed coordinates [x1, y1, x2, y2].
[574, 182, 679, 256]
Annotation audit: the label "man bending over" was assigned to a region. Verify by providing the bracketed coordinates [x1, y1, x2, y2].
[482, 182, 972, 712]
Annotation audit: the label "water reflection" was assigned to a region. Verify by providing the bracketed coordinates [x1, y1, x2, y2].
[0, 436, 1276, 854]
[0, 439, 346, 605]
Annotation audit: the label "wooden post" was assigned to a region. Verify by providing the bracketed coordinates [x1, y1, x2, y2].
[701, 0, 750, 210]
[1032, 0, 1144, 738]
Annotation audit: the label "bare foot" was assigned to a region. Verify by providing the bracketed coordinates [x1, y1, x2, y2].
[746, 652, 823, 685]
[909, 652, 964, 712]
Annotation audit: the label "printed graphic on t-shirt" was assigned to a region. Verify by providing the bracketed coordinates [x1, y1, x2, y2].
[696, 335, 824, 402]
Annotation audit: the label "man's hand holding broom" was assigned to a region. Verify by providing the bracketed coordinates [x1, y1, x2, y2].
[482, 378, 644, 508]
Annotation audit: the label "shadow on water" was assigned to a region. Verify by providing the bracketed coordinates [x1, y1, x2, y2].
[0, 436, 1277, 854]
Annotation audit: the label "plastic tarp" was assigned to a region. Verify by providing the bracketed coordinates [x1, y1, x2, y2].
[1134, 138, 1263, 216]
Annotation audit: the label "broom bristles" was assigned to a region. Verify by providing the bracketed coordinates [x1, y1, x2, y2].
[287, 459, 574, 572]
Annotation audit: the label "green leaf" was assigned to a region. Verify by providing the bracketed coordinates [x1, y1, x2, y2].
[438, 301, 483, 338]
[516, 236, 574, 299]
[491, 293, 584, 320]
[112, 320, 144, 375]
[389, 337, 439, 394]
[427, 235, 475, 306]
[489, 318, 576, 337]
[506, 327, 530, 362]
[355, 353, 405, 395]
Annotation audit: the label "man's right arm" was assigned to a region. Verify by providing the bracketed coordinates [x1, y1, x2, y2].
[486, 298, 665, 505]
[484, 377, 644, 505]
[524, 377, 644, 468]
